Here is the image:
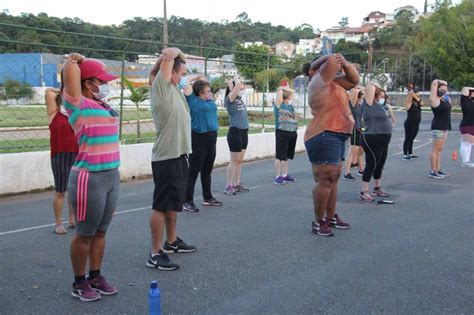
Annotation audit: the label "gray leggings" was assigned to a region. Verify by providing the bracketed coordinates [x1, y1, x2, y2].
[68, 168, 120, 236]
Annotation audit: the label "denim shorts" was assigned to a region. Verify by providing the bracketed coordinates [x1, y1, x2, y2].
[305, 131, 348, 165]
[432, 130, 448, 140]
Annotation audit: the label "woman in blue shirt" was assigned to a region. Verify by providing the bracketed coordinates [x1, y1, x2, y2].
[183, 78, 222, 212]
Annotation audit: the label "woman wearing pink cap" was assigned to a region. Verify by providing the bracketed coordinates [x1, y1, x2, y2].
[62, 53, 120, 302]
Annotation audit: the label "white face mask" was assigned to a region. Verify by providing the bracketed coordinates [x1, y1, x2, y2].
[90, 82, 110, 100]
[377, 98, 385, 106]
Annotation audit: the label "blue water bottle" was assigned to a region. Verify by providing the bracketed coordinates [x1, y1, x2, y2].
[149, 280, 161, 315]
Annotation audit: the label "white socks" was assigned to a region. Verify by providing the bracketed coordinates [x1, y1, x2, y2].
[460, 141, 472, 163]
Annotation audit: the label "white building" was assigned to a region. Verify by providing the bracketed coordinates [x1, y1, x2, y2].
[275, 41, 296, 60]
[321, 26, 345, 43]
[243, 41, 264, 48]
[296, 38, 321, 56]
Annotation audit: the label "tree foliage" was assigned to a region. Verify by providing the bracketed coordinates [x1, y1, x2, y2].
[414, 0, 473, 88]
[0, 79, 34, 101]
[234, 44, 281, 80]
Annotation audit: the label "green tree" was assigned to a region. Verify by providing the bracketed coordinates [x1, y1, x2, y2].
[122, 78, 149, 143]
[254, 69, 286, 92]
[414, 0, 473, 88]
[1, 79, 34, 103]
[210, 74, 227, 94]
[333, 39, 368, 65]
[234, 44, 281, 80]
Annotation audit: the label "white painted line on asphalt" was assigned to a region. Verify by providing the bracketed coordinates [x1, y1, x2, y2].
[388, 139, 433, 158]
[0, 185, 266, 236]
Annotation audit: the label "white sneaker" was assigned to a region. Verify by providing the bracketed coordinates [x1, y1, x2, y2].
[461, 162, 474, 168]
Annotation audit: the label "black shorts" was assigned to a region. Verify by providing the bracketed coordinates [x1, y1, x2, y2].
[152, 155, 189, 212]
[51, 152, 77, 193]
[350, 130, 362, 146]
[275, 129, 298, 161]
[227, 127, 248, 152]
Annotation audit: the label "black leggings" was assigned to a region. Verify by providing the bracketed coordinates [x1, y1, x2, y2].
[403, 120, 421, 155]
[186, 131, 217, 202]
[361, 134, 391, 182]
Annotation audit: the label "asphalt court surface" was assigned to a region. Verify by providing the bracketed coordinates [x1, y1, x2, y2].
[1, 113, 473, 314]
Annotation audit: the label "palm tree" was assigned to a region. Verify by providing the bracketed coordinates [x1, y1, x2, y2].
[123, 78, 149, 143]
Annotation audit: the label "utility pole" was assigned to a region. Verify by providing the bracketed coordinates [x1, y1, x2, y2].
[367, 40, 373, 81]
[163, 0, 168, 48]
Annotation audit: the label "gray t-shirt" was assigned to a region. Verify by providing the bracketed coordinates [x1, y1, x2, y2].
[350, 101, 363, 130]
[150, 71, 192, 162]
[362, 100, 393, 134]
[225, 96, 249, 129]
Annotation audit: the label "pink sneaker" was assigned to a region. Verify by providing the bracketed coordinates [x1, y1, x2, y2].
[89, 276, 118, 296]
[71, 280, 101, 302]
[327, 214, 350, 229]
[311, 219, 334, 237]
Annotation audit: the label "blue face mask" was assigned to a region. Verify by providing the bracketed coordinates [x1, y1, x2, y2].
[443, 95, 449, 102]
[178, 77, 187, 89]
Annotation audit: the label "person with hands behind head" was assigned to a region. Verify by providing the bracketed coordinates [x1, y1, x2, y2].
[304, 53, 359, 237]
[429, 79, 452, 178]
[342, 86, 365, 181]
[402, 85, 423, 160]
[181, 74, 222, 212]
[147, 47, 196, 272]
[45, 86, 78, 235]
[359, 82, 393, 202]
[224, 75, 250, 195]
[273, 80, 298, 185]
[62, 52, 120, 302]
[459, 86, 474, 168]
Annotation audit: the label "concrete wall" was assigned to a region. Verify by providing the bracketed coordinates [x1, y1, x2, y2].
[0, 129, 306, 195]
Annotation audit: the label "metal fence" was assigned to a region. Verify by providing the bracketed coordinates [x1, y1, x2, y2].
[0, 23, 460, 154]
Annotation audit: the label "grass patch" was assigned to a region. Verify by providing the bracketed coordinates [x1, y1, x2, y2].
[0, 105, 154, 128]
[0, 127, 275, 153]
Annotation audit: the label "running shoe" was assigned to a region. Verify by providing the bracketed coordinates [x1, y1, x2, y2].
[327, 214, 350, 229]
[342, 173, 356, 181]
[273, 176, 286, 185]
[311, 219, 334, 237]
[202, 198, 223, 206]
[146, 252, 179, 271]
[282, 175, 296, 182]
[183, 202, 200, 212]
[89, 276, 118, 296]
[163, 237, 196, 254]
[71, 280, 101, 302]
[234, 184, 250, 192]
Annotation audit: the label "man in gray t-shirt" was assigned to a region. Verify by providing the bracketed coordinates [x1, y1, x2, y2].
[146, 48, 196, 272]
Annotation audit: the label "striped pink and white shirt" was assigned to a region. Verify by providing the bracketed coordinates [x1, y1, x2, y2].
[63, 91, 120, 172]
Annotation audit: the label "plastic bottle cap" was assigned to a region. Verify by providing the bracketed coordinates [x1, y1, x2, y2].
[150, 281, 158, 289]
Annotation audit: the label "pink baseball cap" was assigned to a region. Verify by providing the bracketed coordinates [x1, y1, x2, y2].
[79, 59, 117, 82]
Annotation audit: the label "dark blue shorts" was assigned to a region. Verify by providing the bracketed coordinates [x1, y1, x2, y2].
[305, 131, 348, 165]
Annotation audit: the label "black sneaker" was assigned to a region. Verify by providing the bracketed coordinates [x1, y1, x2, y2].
[410, 154, 419, 159]
[342, 173, 356, 181]
[163, 237, 196, 254]
[357, 170, 364, 176]
[146, 252, 179, 271]
[437, 170, 450, 177]
[402, 155, 411, 161]
[202, 198, 223, 206]
[183, 202, 199, 212]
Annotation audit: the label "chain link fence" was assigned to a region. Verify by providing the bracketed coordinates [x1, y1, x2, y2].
[0, 23, 461, 154]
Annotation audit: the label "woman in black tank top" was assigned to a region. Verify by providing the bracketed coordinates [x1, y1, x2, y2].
[429, 79, 451, 178]
[402, 88, 423, 160]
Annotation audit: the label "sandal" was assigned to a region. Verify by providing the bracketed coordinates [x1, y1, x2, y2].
[54, 224, 67, 234]
[359, 191, 375, 202]
[371, 187, 390, 197]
